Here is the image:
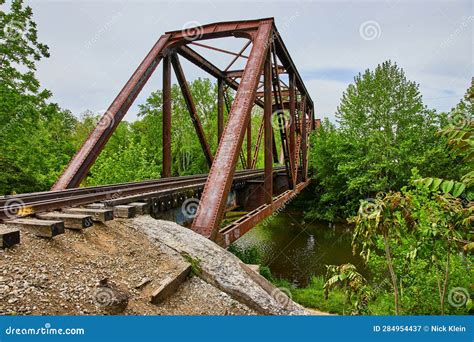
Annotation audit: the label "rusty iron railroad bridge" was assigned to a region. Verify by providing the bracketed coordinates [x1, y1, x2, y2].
[0, 18, 318, 249]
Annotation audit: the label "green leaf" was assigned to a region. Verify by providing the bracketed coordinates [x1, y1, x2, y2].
[430, 178, 443, 191]
[466, 298, 473, 311]
[424, 178, 433, 187]
[440, 180, 454, 194]
[452, 183, 466, 197]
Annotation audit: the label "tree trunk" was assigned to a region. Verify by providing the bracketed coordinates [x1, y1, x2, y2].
[383, 231, 400, 315]
[440, 244, 451, 315]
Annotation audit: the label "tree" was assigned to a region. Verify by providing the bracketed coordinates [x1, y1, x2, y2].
[416, 83, 473, 200]
[0, 0, 49, 95]
[307, 61, 458, 220]
[351, 180, 472, 315]
[0, 0, 77, 194]
[350, 192, 411, 314]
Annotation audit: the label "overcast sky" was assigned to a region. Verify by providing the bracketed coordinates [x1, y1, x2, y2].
[20, 0, 473, 122]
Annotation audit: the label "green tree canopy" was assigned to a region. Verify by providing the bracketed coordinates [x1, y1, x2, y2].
[307, 61, 459, 220]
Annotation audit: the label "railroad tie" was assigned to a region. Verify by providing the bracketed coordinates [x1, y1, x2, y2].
[36, 212, 93, 230]
[6, 218, 64, 238]
[127, 202, 150, 215]
[0, 226, 20, 248]
[113, 205, 136, 219]
[62, 208, 114, 223]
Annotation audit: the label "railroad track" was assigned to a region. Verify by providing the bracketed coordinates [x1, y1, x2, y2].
[0, 167, 285, 222]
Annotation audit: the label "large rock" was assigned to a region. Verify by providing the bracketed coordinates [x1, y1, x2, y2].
[126, 216, 306, 315]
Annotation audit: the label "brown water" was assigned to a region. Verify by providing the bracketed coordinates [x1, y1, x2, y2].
[232, 211, 368, 287]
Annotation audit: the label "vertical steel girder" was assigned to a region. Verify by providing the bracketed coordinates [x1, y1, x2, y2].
[171, 53, 213, 168]
[271, 42, 293, 189]
[217, 78, 224, 143]
[300, 96, 307, 181]
[289, 72, 297, 187]
[263, 49, 273, 204]
[162, 55, 172, 178]
[246, 119, 252, 169]
[52, 34, 171, 190]
[191, 21, 273, 239]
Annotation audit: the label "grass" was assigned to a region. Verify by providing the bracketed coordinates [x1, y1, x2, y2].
[271, 276, 348, 315]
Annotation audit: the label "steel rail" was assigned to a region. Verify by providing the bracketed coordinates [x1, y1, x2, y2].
[1, 168, 284, 205]
[0, 168, 286, 221]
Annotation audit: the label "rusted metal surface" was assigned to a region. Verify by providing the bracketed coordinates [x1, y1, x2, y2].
[191, 20, 273, 239]
[171, 53, 213, 167]
[289, 72, 297, 187]
[165, 19, 265, 42]
[246, 118, 252, 169]
[218, 180, 311, 247]
[52, 34, 171, 190]
[301, 96, 307, 181]
[217, 78, 224, 142]
[224, 40, 252, 71]
[223, 91, 246, 169]
[264, 49, 273, 205]
[162, 55, 172, 178]
[251, 117, 264, 169]
[271, 42, 293, 189]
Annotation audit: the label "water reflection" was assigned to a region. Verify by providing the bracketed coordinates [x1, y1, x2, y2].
[232, 211, 367, 287]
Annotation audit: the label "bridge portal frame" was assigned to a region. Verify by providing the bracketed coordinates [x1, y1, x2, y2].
[52, 18, 315, 242]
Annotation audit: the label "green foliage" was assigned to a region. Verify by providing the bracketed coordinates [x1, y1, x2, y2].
[323, 263, 369, 314]
[0, 0, 77, 194]
[415, 88, 473, 200]
[351, 179, 473, 315]
[181, 253, 202, 276]
[227, 244, 262, 265]
[0, 0, 50, 95]
[135, 78, 217, 176]
[307, 61, 459, 221]
[283, 276, 348, 315]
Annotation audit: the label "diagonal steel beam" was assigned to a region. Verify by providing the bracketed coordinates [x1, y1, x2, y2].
[171, 53, 213, 168]
[190, 42, 249, 59]
[191, 21, 273, 239]
[177, 45, 265, 109]
[179, 45, 251, 165]
[52, 34, 171, 190]
[223, 90, 246, 169]
[251, 117, 264, 169]
[224, 40, 252, 71]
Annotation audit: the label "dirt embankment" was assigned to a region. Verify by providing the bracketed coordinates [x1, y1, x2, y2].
[0, 218, 253, 315]
[1, 215, 323, 316]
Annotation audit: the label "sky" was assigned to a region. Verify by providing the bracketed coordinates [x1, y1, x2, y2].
[17, 0, 473, 122]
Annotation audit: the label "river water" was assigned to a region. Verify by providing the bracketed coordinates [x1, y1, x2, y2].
[232, 211, 367, 287]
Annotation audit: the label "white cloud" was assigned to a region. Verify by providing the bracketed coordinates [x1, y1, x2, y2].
[23, 0, 471, 122]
